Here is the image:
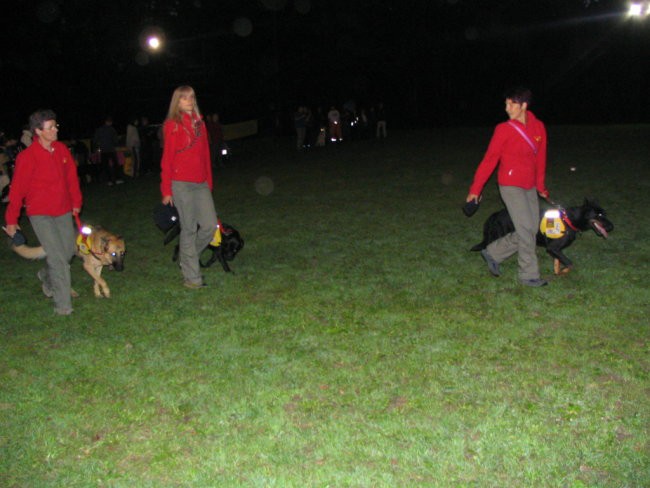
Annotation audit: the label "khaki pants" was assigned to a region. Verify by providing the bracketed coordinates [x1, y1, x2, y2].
[172, 181, 218, 285]
[30, 213, 76, 311]
[486, 186, 540, 281]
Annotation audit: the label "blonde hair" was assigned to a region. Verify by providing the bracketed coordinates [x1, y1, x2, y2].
[165, 85, 202, 122]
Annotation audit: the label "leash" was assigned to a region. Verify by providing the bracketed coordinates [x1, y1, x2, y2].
[74, 214, 84, 233]
[508, 121, 538, 155]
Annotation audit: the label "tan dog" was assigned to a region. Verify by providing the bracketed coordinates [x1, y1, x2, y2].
[11, 226, 125, 298]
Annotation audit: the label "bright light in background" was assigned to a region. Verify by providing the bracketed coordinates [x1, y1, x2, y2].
[139, 26, 166, 53]
[147, 36, 161, 50]
[628, 1, 650, 17]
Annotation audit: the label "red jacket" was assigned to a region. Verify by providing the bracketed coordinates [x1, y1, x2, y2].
[469, 111, 548, 197]
[160, 113, 212, 197]
[4, 140, 82, 225]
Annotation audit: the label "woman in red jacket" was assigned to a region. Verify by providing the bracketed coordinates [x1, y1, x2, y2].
[160, 86, 218, 288]
[4, 109, 83, 314]
[466, 87, 550, 287]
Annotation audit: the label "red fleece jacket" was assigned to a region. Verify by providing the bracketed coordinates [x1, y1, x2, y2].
[4, 141, 82, 225]
[160, 112, 213, 197]
[469, 111, 548, 197]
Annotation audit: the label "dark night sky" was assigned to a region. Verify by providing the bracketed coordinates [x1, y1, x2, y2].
[1, 0, 648, 137]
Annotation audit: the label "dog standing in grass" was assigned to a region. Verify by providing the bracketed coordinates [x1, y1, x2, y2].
[3, 109, 83, 315]
[471, 199, 613, 275]
[10, 225, 125, 299]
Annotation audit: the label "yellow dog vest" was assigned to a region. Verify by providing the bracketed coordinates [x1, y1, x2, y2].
[540, 209, 566, 239]
[209, 224, 222, 247]
[76, 232, 93, 254]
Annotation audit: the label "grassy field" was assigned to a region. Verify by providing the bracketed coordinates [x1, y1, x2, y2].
[1, 125, 648, 487]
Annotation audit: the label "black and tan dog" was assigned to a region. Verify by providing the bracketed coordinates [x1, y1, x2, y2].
[10, 225, 125, 298]
[153, 203, 243, 273]
[471, 198, 613, 275]
[165, 221, 244, 272]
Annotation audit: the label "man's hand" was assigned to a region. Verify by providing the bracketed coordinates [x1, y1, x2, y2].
[466, 193, 480, 203]
[162, 195, 173, 206]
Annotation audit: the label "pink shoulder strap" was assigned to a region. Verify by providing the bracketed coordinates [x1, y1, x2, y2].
[508, 121, 538, 155]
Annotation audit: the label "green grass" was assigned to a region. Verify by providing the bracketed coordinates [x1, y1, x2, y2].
[1, 126, 649, 487]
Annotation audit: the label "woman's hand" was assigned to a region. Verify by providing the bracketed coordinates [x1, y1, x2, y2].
[3, 224, 19, 237]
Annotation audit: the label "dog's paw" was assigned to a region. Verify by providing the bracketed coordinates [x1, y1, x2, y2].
[553, 259, 573, 275]
[93, 283, 105, 298]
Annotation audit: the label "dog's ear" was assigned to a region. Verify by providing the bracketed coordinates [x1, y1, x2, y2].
[101, 236, 111, 252]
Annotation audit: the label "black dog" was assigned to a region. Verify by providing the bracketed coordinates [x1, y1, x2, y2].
[165, 221, 244, 273]
[471, 198, 613, 275]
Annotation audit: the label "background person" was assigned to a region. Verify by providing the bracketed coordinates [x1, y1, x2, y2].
[160, 86, 218, 289]
[20, 125, 32, 147]
[375, 101, 387, 139]
[294, 106, 307, 150]
[126, 117, 141, 177]
[466, 87, 550, 287]
[327, 106, 342, 142]
[4, 109, 83, 315]
[93, 116, 123, 185]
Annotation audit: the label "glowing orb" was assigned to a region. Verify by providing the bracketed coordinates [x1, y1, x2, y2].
[255, 176, 274, 196]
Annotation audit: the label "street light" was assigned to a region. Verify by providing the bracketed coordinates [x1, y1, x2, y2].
[147, 35, 161, 50]
[140, 26, 166, 53]
[628, 1, 650, 17]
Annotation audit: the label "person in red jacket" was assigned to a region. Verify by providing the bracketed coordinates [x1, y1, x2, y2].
[160, 86, 218, 288]
[466, 87, 550, 287]
[4, 109, 83, 314]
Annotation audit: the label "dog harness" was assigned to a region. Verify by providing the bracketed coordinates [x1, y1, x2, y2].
[76, 232, 93, 254]
[209, 220, 223, 247]
[540, 208, 578, 239]
[74, 214, 93, 254]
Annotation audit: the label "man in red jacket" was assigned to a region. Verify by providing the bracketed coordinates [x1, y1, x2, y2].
[4, 109, 83, 314]
[466, 87, 550, 287]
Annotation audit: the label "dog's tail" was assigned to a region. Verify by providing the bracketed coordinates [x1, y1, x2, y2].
[12, 244, 47, 260]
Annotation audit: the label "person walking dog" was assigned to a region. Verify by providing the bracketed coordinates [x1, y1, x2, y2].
[4, 109, 83, 314]
[160, 86, 218, 289]
[466, 87, 550, 287]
